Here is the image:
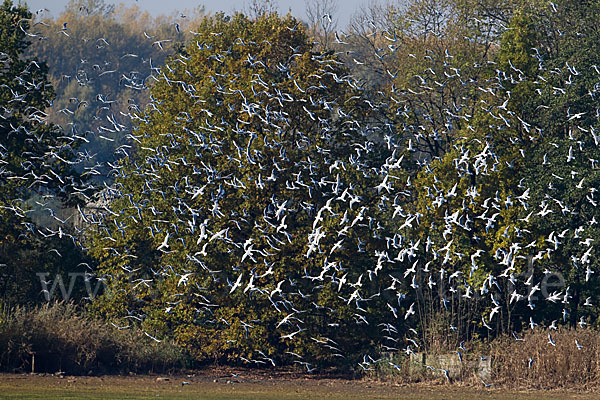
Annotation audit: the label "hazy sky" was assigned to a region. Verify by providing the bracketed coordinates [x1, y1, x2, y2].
[21, 0, 369, 29]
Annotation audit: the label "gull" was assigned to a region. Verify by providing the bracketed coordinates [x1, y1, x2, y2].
[259, 263, 274, 278]
[480, 377, 493, 388]
[286, 22, 300, 31]
[110, 322, 130, 330]
[447, 182, 458, 197]
[481, 316, 492, 330]
[229, 273, 244, 294]
[177, 273, 193, 287]
[157, 232, 170, 251]
[241, 244, 257, 263]
[144, 332, 162, 342]
[337, 273, 347, 291]
[383, 30, 397, 42]
[489, 306, 501, 320]
[58, 22, 70, 36]
[512, 332, 525, 342]
[48, 248, 62, 257]
[441, 368, 450, 382]
[547, 291, 561, 303]
[586, 266, 594, 282]
[567, 146, 575, 162]
[462, 286, 472, 299]
[410, 275, 419, 290]
[498, 94, 510, 110]
[276, 215, 288, 233]
[276, 313, 297, 329]
[568, 111, 586, 121]
[388, 361, 402, 371]
[330, 239, 344, 254]
[302, 105, 316, 120]
[529, 317, 537, 330]
[96, 37, 110, 47]
[334, 31, 348, 44]
[152, 39, 172, 50]
[387, 303, 398, 319]
[281, 328, 302, 340]
[293, 80, 305, 93]
[243, 274, 255, 294]
[270, 280, 284, 298]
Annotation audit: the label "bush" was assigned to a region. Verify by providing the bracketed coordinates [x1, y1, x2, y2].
[0, 302, 190, 375]
[491, 328, 600, 389]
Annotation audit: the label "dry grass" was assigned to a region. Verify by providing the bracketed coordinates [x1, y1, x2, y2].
[491, 328, 600, 389]
[369, 329, 600, 390]
[0, 302, 189, 375]
[2, 302, 600, 389]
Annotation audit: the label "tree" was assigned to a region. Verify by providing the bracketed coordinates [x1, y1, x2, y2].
[400, 0, 600, 349]
[0, 0, 72, 200]
[0, 0, 89, 306]
[513, 0, 600, 328]
[66, 0, 115, 17]
[26, 0, 196, 183]
[246, 0, 279, 19]
[305, 0, 338, 51]
[88, 11, 392, 369]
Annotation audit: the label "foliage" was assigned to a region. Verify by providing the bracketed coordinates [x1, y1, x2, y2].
[396, 0, 600, 349]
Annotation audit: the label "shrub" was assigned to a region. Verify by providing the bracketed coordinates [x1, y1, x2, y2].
[0, 302, 190, 374]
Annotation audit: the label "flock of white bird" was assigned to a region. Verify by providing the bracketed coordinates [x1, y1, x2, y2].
[3, 2, 600, 383]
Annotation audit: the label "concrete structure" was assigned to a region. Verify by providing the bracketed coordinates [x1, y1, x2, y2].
[409, 352, 491, 381]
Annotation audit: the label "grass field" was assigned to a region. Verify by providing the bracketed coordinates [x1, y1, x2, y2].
[0, 373, 598, 400]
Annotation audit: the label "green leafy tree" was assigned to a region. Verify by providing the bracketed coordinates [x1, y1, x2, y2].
[89, 12, 392, 369]
[402, 0, 600, 348]
[0, 0, 89, 306]
[514, 0, 600, 328]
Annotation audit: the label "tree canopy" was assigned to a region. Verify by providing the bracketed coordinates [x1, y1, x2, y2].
[88, 11, 394, 367]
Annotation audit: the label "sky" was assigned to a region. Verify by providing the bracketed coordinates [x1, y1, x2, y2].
[21, 0, 370, 29]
